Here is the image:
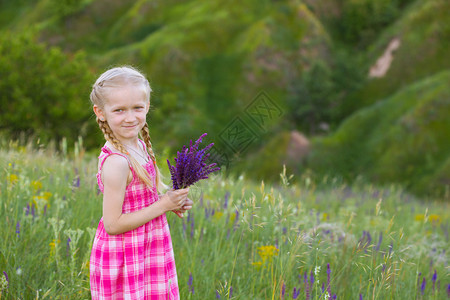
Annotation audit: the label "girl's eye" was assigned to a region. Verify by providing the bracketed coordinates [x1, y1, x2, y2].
[114, 109, 123, 112]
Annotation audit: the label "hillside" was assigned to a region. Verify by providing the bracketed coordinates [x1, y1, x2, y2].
[339, 0, 450, 115]
[0, 0, 449, 198]
[308, 70, 450, 199]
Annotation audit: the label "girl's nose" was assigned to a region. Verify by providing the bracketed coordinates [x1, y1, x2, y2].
[124, 111, 136, 121]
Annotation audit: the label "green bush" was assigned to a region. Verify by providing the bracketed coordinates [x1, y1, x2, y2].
[0, 31, 97, 149]
[333, 0, 416, 48]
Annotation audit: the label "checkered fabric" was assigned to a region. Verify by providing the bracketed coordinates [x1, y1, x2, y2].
[90, 141, 179, 299]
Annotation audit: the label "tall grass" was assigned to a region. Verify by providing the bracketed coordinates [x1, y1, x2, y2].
[0, 142, 448, 299]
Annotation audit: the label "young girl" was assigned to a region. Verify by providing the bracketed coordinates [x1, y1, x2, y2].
[89, 66, 192, 299]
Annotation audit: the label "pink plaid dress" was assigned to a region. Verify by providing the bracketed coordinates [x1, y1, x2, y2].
[90, 142, 179, 300]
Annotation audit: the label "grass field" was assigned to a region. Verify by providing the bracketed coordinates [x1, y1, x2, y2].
[0, 143, 449, 299]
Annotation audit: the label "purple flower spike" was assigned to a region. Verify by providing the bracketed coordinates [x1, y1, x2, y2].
[224, 191, 230, 209]
[16, 221, 20, 238]
[292, 287, 300, 299]
[375, 232, 382, 251]
[66, 237, 71, 256]
[421, 277, 426, 294]
[359, 294, 363, 300]
[432, 270, 437, 291]
[167, 133, 220, 189]
[188, 272, 194, 294]
[327, 263, 332, 296]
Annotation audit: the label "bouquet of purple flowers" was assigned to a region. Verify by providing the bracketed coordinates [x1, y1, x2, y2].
[167, 133, 220, 189]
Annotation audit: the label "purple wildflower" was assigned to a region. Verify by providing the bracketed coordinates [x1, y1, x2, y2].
[305, 271, 310, 300]
[388, 242, 393, 255]
[25, 203, 30, 216]
[73, 176, 80, 188]
[282, 283, 286, 299]
[233, 210, 239, 231]
[216, 290, 221, 299]
[327, 263, 331, 296]
[66, 237, 71, 256]
[167, 133, 220, 189]
[229, 286, 233, 298]
[292, 287, 300, 299]
[431, 270, 437, 292]
[421, 277, 426, 295]
[359, 294, 363, 300]
[332, 294, 337, 300]
[224, 191, 230, 209]
[188, 272, 194, 294]
[375, 232, 382, 251]
[16, 221, 20, 238]
[447, 284, 450, 297]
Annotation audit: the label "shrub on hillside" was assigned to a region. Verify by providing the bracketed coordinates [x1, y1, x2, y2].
[0, 31, 98, 148]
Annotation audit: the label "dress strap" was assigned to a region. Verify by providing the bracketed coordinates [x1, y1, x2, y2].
[99, 146, 136, 176]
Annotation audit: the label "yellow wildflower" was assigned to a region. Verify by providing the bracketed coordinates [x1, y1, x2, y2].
[31, 180, 43, 191]
[213, 212, 224, 221]
[414, 214, 424, 222]
[43, 192, 52, 201]
[251, 261, 263, 269]
[7, 174, 18, 185]
[257, 245, 279, 262]
[414, 214, 441, 224]
[49, 239, 60, 257]
[229, 213, 236, 222]
[428, 214, 441, 224]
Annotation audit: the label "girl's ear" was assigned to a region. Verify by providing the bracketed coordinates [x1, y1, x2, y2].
[145, 101, 150, 114]
[93, 105, 105, 121]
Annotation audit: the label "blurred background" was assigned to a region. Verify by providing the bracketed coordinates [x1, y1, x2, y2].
[0, 0, 449, 199]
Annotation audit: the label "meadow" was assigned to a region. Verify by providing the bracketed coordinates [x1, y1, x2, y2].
[0, 141, 448, 299]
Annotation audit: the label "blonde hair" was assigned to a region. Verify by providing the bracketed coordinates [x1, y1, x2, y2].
[90, 66, 166, 193]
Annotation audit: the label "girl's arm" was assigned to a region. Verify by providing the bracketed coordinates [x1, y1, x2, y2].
[101, 155, 188, 235]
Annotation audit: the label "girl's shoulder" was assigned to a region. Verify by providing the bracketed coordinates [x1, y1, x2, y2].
[99, 142, 131, 168]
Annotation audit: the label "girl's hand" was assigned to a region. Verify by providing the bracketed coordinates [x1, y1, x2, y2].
[172, 197, 193, 218]
[160, 188, 189, 212]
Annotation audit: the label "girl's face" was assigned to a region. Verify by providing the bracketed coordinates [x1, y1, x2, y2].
[94, 84, 149, 144]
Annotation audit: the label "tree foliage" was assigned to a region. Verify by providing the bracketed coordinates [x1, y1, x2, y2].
[0, 31, 96, 148]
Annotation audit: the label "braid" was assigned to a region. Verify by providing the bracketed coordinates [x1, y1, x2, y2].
[140, 123, 156, 162]
[97, 118, 128, 155]
[141, 122, 167, 192]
